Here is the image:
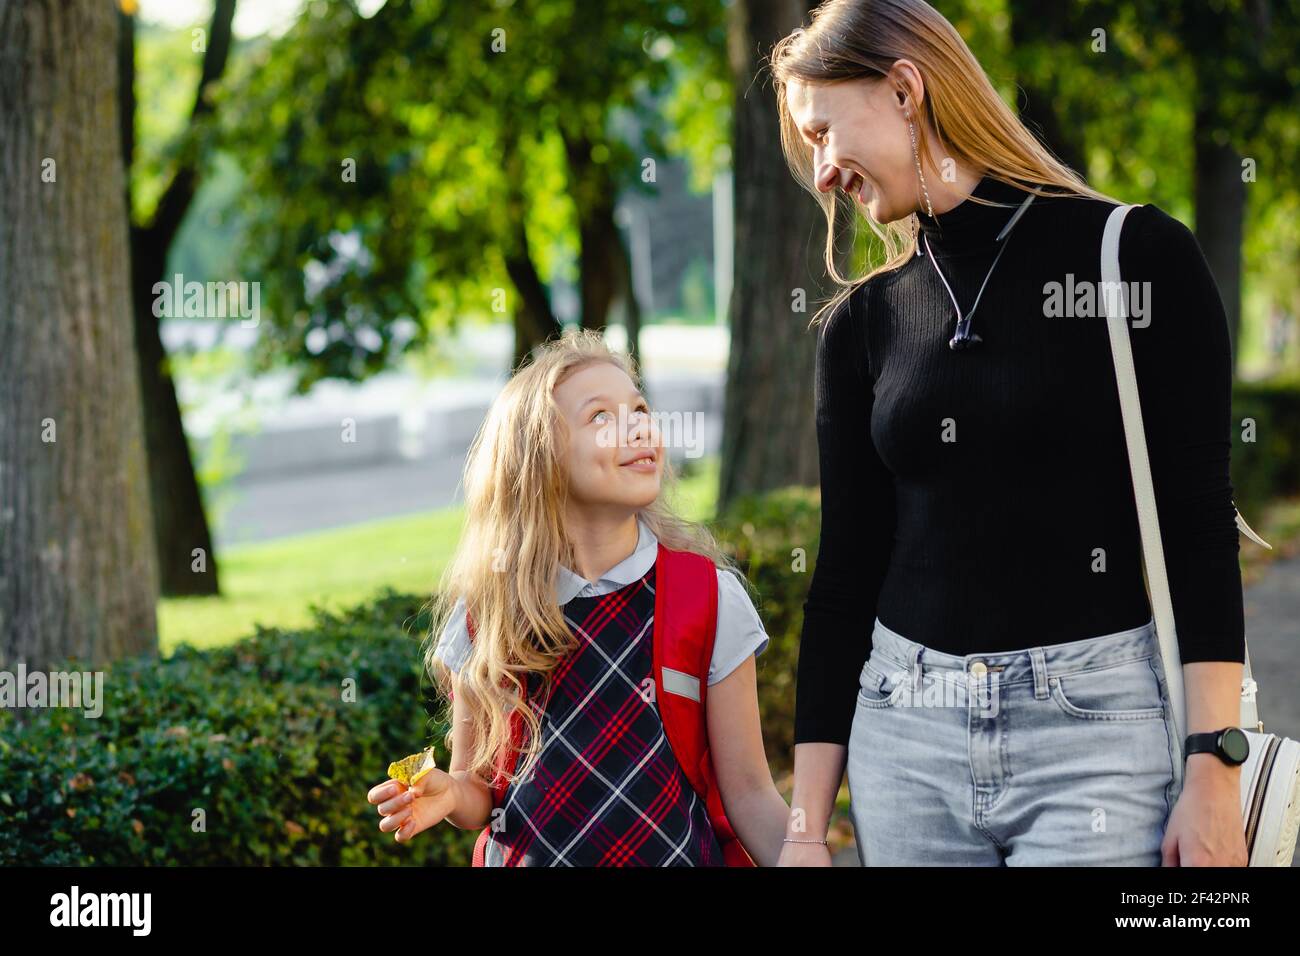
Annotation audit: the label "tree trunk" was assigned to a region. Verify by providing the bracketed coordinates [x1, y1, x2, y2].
[506, 233, 564, 367]
[0, 0, 159, 669]
[1193, 104, 1245, 366]
[718, 0, 821, 514]
[122, 0, 234, 596]
[503, 128, 562, 366]
[131, 254, 220, 595]
[1178, 0, 1256, 373]
[1007, 0, 1089, 177]
[616, 227, 643, 373]
[562, 129, 622, 336]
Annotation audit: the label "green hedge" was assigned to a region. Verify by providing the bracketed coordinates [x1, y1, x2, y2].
[709, 486, 821, 779]
[0, 501, 820, 864]
[1231, 376, 1300, 518]
[0, 593, 474, 866]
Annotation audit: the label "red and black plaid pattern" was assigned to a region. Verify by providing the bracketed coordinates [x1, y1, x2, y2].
[482, 564, 724, 866]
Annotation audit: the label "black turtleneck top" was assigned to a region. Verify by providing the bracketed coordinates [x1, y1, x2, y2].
[794, 174, 1245, 747]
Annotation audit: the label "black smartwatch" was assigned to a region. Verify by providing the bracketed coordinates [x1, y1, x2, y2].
[1184, 727, 1250, 766]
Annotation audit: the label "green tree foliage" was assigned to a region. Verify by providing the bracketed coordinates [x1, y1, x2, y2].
[219, 0, 724, 389]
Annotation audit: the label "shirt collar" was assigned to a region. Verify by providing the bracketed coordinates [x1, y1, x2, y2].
[916, 174, 1037, 257]
[555, 516, 659, 605]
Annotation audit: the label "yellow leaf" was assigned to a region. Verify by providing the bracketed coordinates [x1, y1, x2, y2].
[387, 747, 436, 786]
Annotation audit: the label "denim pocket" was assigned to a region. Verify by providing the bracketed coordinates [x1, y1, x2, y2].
[857, 654, 908, 709]
[1049, 656, 1165, 720]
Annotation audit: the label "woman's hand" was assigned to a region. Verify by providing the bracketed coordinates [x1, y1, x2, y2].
[367, 768, 459, 843]
[1160, 757, 1247, 866]
[781, 742, 846, 867]
[777, 839, 834, 866]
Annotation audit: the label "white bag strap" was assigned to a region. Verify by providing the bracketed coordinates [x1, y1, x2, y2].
[1099, 203, 1262, 749]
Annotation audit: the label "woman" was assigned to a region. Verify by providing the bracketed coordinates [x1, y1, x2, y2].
[770, 0, 1249, 866]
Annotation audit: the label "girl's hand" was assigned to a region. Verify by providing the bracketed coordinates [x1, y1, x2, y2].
[777, 840, 834, 867]
[1160, 759, 1248, 866]
[367, 769, 458, 843]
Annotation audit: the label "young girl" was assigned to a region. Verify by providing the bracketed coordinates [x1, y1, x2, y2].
[366, 329, 791, 865]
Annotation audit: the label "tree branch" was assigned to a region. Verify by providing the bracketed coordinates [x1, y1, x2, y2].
[140, 0, 236, 252]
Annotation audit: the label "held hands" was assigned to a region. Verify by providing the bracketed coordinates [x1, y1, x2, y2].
[367, 768, 458, 843]
[778, 803, 834, 866]
[777, 839, 833, 867]
[1160, 757, 1248, 866]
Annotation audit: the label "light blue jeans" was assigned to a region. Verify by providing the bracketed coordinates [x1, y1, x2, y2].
[847, 615, 1183, 865]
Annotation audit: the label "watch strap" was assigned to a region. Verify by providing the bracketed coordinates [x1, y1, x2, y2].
[1184, 731, 1223, 757]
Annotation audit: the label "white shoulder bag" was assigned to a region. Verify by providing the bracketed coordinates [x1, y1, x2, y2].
[1101, 202, 1300, 866]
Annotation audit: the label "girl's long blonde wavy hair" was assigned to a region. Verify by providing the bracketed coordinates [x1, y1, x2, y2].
[422, 328, 740, 787]
[769, 0, 1121, 326]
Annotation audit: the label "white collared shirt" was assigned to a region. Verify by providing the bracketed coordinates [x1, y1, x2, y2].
[433, 516, 769, 686]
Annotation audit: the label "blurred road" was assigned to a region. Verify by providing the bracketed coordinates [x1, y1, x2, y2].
[1244, 552, 1300, 743]
[199, 322, 728, 547]
[213, 453, 467, 547]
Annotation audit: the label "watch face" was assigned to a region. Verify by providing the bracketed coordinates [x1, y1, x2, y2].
[1220, 728, 1250, 764]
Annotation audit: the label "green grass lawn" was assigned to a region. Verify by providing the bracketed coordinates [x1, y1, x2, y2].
[159, 456, 721, 653]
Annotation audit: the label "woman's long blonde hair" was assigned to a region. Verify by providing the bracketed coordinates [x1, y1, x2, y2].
[769, 0, 1121, 326]
[423, 327, 739, 787]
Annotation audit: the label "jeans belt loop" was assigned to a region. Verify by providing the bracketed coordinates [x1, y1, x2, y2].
[1029, 646, 1049, 700]
[909, 644, 924, 691]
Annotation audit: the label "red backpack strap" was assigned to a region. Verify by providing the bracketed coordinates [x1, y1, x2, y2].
[652, 544, 756, 866]
[464, 609, 524, 866]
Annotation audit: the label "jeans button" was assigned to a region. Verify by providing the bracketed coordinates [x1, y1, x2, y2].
[969, 661, 987, 677]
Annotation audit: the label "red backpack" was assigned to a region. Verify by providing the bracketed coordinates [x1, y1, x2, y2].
[464, 543, 755, 867]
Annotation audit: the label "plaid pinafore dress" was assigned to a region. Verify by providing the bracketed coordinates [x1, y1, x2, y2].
[480, 563, 724, 866]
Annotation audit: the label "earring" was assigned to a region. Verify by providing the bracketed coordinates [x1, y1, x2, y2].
[908, 114, 934, 218]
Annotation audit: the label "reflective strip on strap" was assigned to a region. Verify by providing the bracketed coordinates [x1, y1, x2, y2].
[661, 666, 701, 702]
